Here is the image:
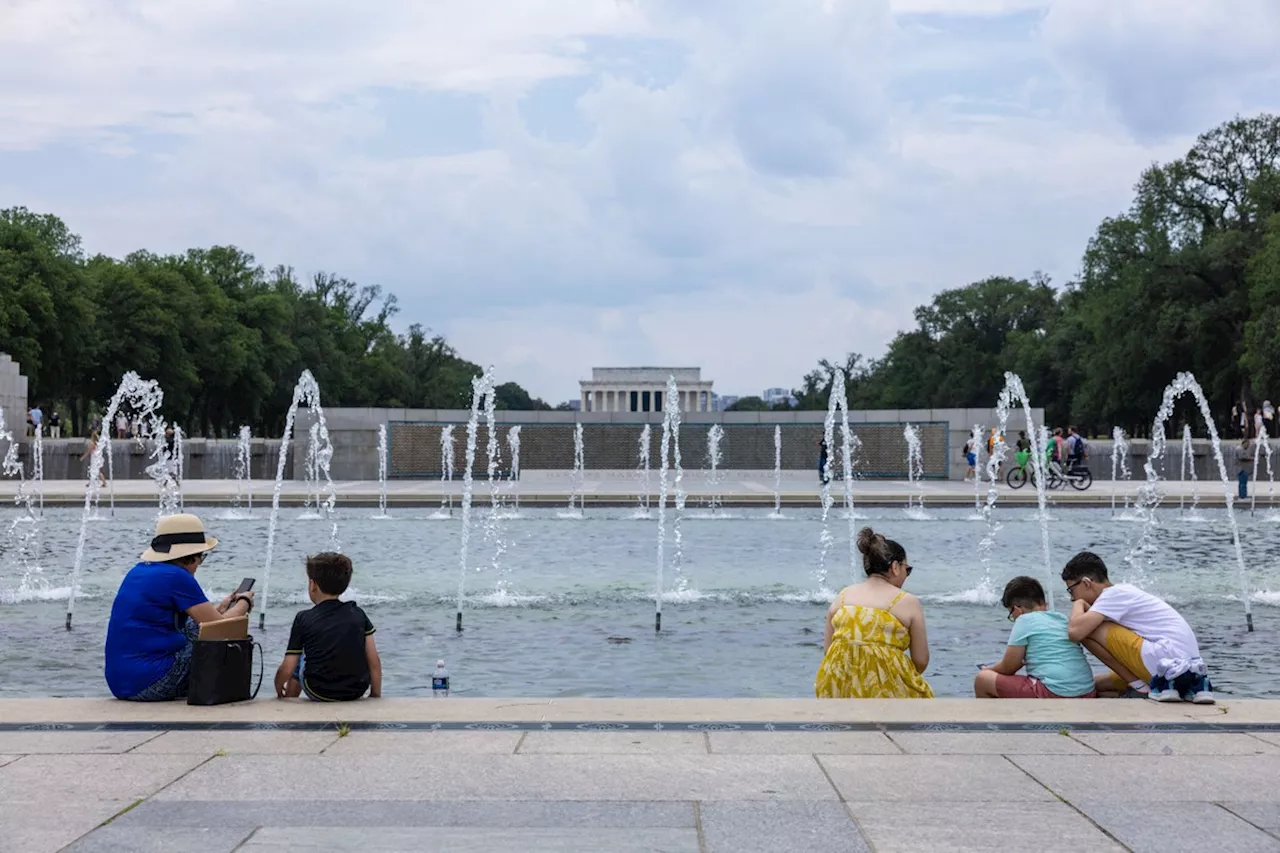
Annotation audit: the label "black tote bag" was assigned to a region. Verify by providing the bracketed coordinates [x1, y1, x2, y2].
[187, 638, 264, 705]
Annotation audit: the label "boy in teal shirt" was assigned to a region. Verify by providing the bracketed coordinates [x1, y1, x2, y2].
[975, 577, 1097, 698]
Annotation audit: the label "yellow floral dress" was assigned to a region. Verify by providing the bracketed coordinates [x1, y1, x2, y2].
[815, 590, 934, 699]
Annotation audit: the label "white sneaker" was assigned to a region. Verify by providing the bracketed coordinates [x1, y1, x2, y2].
[1190, 690, 1216, 705]
[1149, 688, 1182, 703]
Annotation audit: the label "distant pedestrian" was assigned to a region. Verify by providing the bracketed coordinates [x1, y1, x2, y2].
[115, 413, 129, 440]
[28, 404, 42, 437]
[81, 431, 107, 487]
[1236, 438, 1253, 500]
[963, 437, 976, 481]
[49, 411, 61, 439]
[1066, 427, 1088, 472]
[817, 439, 830, 484]
[1265, 400, 1275, 434]
[1255, 409, 1264, 440]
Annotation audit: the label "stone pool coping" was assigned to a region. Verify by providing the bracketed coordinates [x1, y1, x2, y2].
[2, 698, 1277, 728]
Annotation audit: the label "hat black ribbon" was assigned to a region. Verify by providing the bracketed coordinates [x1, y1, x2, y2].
[150, 531, 206, 553]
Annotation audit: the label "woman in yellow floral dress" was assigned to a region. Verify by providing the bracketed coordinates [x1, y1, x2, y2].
[816, 527, 933, 699]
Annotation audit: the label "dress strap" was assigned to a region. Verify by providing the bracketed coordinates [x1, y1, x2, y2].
[887, 591, 907, 608]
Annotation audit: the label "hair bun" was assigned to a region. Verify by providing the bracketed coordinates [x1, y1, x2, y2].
[856, 527, 876, 555]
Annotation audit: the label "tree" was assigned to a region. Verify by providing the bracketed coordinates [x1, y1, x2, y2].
[726, 396, 770, 412]
[493, 382, 553, 410]
[0, 210, 548, 436]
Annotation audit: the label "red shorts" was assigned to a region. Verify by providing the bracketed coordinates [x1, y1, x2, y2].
[994, 674, 1097, 699]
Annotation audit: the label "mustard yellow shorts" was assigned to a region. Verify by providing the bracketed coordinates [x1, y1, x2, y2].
[1103, 624, 1152, 683]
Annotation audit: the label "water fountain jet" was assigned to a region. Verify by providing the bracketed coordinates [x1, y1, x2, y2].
[375, 424, 389, 518]
[456, 367, 496, 631]
[258, 370, 337, 630]
[67, 372, 165, 629]
[1133, 372, 1252, 631]
[654, 376, 684, 631]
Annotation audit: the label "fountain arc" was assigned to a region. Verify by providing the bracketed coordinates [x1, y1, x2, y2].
[1136, 373, 1253, 631]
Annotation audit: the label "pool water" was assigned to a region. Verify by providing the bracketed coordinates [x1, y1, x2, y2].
[2, 504, 1279, 698]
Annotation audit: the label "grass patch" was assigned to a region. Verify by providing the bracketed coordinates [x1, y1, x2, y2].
[337, 722, 351, 738]
[99, 798, 145, 827]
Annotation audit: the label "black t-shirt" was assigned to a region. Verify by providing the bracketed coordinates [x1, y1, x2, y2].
[286, 599, 375, 701]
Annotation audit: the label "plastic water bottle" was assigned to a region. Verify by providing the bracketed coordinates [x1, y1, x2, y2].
[432, 660, 449, 697]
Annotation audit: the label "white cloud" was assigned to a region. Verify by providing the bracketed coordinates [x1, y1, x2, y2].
[2, 0, 1278, 401]
[1042, 0, 1280, 138]
[890, 0, 1048, 14]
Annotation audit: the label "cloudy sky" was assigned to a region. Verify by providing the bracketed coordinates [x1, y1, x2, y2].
[3, 1, 1279, 403]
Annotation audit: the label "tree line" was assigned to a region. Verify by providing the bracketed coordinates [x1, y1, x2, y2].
[0, 215, 553, 437]
[781, 114, 1280, 437]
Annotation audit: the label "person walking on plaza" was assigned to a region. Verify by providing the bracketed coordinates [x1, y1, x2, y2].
[816, 527, 932, 699]
[48, 410, 61, 439]
[28, 404, 42, 437]
[1236, 437, 1254, 500]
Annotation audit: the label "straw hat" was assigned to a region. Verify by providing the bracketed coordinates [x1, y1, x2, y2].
[140, 513, 219, 562]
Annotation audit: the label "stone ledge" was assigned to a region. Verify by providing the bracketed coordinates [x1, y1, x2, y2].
[0, 698, 1276, 726]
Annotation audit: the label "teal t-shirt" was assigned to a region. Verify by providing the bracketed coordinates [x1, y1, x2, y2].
[1007, 610, 1095, 697]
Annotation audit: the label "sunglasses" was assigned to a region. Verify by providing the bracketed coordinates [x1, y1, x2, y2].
[1065, 579, 1085, 597]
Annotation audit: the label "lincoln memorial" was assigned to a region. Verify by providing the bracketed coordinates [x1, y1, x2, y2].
[578, 367, 715, 412]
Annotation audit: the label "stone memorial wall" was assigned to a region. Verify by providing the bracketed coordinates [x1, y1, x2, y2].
[388, 421, 950, 479]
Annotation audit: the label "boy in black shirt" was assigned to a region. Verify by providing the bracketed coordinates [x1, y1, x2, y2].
[274, 552, 382, 701]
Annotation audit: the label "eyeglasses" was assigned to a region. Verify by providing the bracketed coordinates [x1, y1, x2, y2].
[1007, 608, 1018, 622]
[1065, 579, 1085, 598]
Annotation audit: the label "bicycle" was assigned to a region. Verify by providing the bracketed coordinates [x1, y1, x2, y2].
[1007, 453, 1092, 491]
[1005, 451, 1044, 490]
[1051, 460, 1093, 491]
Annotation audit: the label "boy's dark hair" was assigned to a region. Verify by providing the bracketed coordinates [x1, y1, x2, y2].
[307, 552, 353, 596]
[1061, 551, 1109, 584]
[1001, 576, 1046, 610]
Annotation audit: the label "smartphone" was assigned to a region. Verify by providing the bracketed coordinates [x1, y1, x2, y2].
[234, 577, 256, 595]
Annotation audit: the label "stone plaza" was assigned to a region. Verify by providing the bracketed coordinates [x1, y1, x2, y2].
[2, 698, 1279, 852]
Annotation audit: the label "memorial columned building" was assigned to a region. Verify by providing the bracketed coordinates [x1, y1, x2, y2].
[578, 367, 715, 413]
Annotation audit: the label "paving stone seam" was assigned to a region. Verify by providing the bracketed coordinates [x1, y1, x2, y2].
[315, 733, 344, 755]
[1215, 802, 1280, 841]
[513, 731, 529, 754]
[61, 755, 224, 851]
[692, 801, 709, 853]
[229, 825, 262, 852]
[701, 732, 711, 755]
[1000, 754, 1135, 852]
[881, 732, 908, 754]
[1244, 732, 1280, 751]
[1063, 733, 1106, 755]
[122, 731, 168, 754]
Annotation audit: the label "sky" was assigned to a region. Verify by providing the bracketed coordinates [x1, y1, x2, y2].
[3, 1, 1279, 404]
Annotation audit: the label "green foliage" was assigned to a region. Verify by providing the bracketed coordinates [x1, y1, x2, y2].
[726, 396, 771, 411]
[795, 113, 1280, 433]
[0, 215, 545, 435]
